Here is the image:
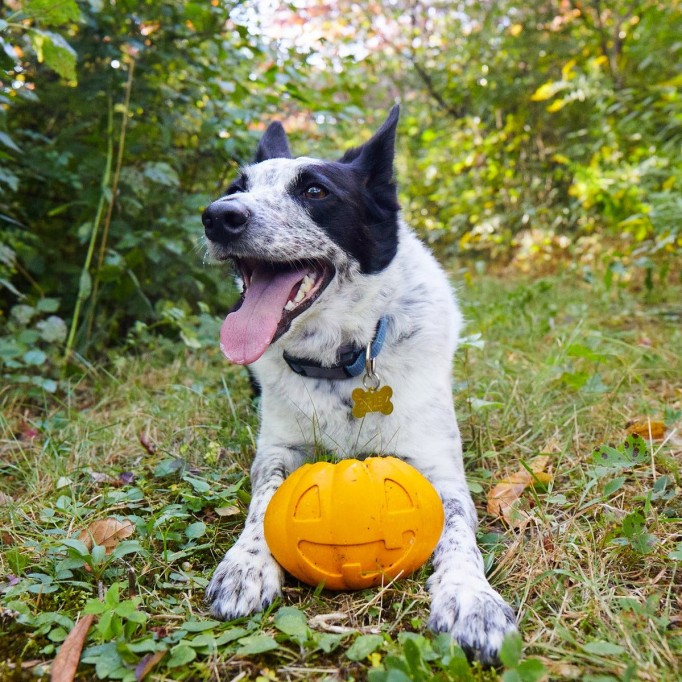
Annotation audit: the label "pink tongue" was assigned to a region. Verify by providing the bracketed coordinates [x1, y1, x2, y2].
[220, 266, 308, 365]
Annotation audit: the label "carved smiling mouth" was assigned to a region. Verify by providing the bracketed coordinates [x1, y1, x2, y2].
[219, 258, 335, 365]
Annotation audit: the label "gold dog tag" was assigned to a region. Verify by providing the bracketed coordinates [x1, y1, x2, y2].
[351, 340, 394, 419]
[352, 385, 394, 418]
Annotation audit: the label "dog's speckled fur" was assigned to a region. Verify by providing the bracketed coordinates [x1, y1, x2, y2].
[203, 107, 517, 663]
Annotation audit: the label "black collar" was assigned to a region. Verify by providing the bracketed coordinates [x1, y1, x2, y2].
[283, 317, 388, 380]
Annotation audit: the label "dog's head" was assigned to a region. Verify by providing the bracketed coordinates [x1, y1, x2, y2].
[202, 106, 401, 365]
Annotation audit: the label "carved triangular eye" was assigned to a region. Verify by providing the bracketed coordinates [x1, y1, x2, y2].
[384, 478, 414, 511]
[293, 485, 321, 519]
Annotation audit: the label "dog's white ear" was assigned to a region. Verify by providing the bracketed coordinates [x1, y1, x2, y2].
[338, 105, 400, 183]
[255, 122, 293, 162]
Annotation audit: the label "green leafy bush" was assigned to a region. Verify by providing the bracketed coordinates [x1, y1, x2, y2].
[0, 296, 65, 394]
[0, 0, 312, 362]
[2, 0, 681, 372]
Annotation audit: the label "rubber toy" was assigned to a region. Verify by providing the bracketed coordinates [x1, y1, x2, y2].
[263, 456, 444, 590]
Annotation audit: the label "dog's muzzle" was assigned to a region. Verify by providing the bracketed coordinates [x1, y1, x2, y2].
[202, 198, 250, 244]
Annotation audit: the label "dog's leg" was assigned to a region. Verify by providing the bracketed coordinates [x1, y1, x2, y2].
[427, 482, 518, 664]
[401, 442, 518, 664]
[206, 445, 306, 620]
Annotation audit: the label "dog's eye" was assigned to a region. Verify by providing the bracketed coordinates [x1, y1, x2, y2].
[303, 185, 329, 200]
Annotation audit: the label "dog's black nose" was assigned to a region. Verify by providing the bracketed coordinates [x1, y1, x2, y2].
[202, 198, 250, 242]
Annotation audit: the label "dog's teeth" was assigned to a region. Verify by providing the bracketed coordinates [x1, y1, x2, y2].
[285, 273, 317, 312]
[300, 274, 314, 294]
[296, 274, 315, 301]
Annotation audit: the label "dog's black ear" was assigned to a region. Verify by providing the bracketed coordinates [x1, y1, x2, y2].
[339, 105, 400, 183]
[255, 121, 292, 162]
[338, 105, 401, 273]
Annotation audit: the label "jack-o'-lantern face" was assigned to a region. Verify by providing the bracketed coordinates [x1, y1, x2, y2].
[264, 457, 444, 590]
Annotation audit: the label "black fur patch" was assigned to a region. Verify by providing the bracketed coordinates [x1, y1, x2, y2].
[290, 162, 400, 273]
[256, 122, 292, 162]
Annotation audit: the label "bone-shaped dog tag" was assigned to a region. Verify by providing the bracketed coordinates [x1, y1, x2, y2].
[351, 385, 394, 418]
[351, 338, 394, 419]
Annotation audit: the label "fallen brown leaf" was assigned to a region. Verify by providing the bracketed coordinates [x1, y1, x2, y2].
[50, 614, 95, 682]
[149, 625, 170, 638]
[139, 431, 156, 455]
[77, 518, 134, 553]
[487, 455, 552, 528]
[626, 419, 666, 440]
[135, 650, 167, 681]
[1, 606, 20, 619]
[18, 423, 39, 440]
[88, 470, 118, 486]
[544, 660, 582, 679]
[215, 505, 241, 517]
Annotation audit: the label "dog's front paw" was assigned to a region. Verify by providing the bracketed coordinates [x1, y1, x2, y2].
[427, 576, 518, 665]
[206, 541, 284, 620]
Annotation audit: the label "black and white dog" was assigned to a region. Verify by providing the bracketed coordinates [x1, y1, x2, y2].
[202, 106, 517, 663]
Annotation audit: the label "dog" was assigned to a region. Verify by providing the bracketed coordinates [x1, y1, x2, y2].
[201, 106, 517, 663]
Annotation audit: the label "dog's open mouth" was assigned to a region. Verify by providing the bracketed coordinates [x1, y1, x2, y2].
[220, 258, 334, 365]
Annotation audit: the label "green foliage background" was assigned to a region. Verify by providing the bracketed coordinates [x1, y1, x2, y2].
[1, 0, 681, 376]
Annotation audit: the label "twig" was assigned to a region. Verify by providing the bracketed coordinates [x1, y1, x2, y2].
[87, 58, 136, 340]
[63, 100, 114, 363]
[308, 612, 380, 635]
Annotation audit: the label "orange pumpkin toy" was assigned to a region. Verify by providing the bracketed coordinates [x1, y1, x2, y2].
[263, 457, 444, 590]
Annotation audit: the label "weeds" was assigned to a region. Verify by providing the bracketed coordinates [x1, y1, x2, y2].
[1, 271, 680, 680]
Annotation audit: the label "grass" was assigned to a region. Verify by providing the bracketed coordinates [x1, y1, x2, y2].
[1, 268, 681, 681]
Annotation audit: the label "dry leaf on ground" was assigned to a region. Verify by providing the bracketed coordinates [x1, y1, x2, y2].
[139, 431, 157, 455]
[50, 614, 95, 682]
[77, 518, 134, 553]
[487, 455, 552, 528]
[309, 612, 355, 634]
[215, 505, 241, 517]
[88, 470, 118, 486]
[134, 651, 167, 681]
[626, 420, 666, 440]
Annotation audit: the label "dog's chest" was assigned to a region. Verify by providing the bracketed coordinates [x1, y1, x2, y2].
[258, 367, 403, 457]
